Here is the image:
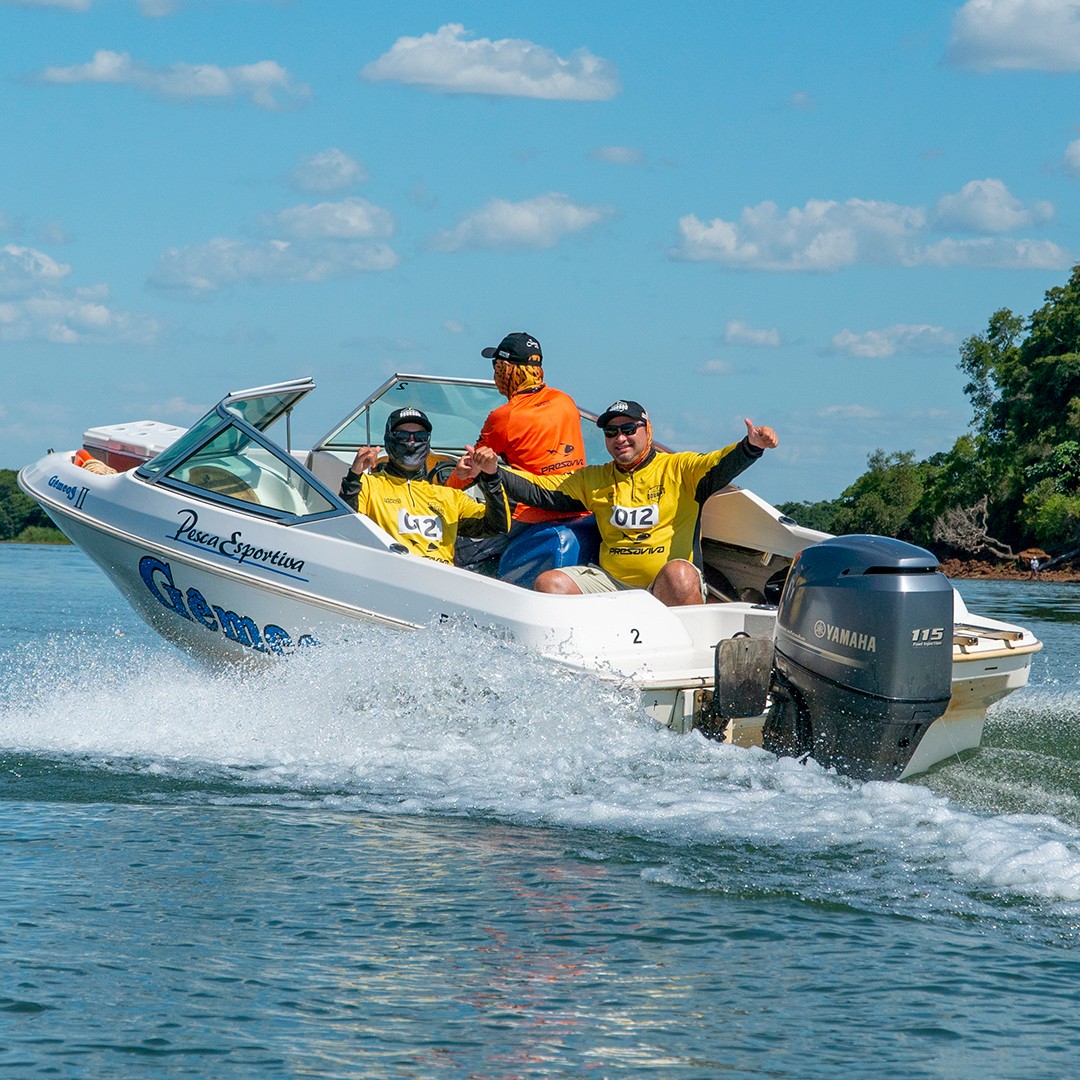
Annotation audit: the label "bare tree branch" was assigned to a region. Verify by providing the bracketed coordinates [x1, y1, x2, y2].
[932, 496, 1016, 559]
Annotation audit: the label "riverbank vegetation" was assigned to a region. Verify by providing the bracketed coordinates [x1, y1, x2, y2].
[778, 263, 1080, 571]
[0, 470, 67, 543]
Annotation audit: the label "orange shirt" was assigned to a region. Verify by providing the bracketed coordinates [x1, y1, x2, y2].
[450, 385, 587, 523]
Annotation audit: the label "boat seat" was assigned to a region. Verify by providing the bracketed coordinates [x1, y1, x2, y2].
[249, 466, 313, 515]
[185, 465, 262, 504]
[497, 516, 601, 589]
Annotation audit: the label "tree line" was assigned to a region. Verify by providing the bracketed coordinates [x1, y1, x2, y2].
[7, 265, 1080, 558]
[0, 469, 66, 542]
[779, 263, 1080, 566]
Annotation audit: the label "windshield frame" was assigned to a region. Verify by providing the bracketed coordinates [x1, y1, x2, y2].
[135, 385, 347, 524]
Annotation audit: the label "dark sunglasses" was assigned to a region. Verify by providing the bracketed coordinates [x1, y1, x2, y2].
[602, 421, 644, 438]
[388, 429, 430, 444]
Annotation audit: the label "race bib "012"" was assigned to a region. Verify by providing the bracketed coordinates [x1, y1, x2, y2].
[609, 503, 659, 532]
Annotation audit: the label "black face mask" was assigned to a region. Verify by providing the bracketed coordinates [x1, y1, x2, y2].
[384, 428, 430, 471]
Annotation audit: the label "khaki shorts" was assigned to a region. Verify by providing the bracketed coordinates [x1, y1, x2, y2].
[558, 561, 707, 601]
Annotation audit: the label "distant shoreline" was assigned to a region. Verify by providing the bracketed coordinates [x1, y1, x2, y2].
[937, 558, 1080, 583]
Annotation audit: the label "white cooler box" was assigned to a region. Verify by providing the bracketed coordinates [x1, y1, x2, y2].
[83, 420, 186, 472]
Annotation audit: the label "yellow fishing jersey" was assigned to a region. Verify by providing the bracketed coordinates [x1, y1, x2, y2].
[340, 467, 511, 565]
[498, 440, 763, 587]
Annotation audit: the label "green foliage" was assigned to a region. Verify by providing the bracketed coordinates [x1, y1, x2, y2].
[14, 524, 68, 544]
[957, 307, 1023, 439]
[1024, 441, 1080, 492]
[830, 449, 931, 541]
[956, 269, 1080, 521]
[1023, 485, 1080, 548]
[775, 499, 840, 533]
[0, 469, 60, 542]
[912, 435, 1014, 541]
[0, 469, 68, 543]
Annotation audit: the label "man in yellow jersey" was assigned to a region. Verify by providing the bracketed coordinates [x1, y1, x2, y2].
[339, 407, 510, 565]
[487, 398, 778, 605]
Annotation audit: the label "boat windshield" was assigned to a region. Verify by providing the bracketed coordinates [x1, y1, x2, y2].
[136, 408, 228, 482]
[159, 423, 336, 518]
[222, 378, 314, 431]
[138, 378, 316, 482]
[318, 377, 505, 453]
[315, 374, 610, 462]
[136, 378, 338, 519]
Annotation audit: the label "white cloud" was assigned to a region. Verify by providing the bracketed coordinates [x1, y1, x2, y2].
[1, 0, 185, 9]
[918, 236, 1068, 267]
[150, 237, 399, 295]
[791, 90, 814, 110]
[0, 244, 71, 297]
[670, 181, 1069, 271]
[1065, 138, 1080, 176]
[933, 178, 1053, 231]
[136, 0, 180, 14]
[949, 0, 1080, 71]
[697, 359, 734, 375]
[724, 319, 781, 347]
[590, 146, 645, 166]
[267, 197, 394, 240]
[673, 198, 924, 271]
[361, 23, 620, 100]
[0, 298, 157, 343]
[443, 320, 466, 334]
[831, 324, 956, 359]
[37, 220, 68, 245]
[0, 296, 159, 345]
[5, 0, 91, 8]
[151, 187, 399, 295]
[38, 49, 310, 109]
[429, 193, 611, 252]
[289, 148, 367, 193]
[0, 243, 159, 344]
[819, 404, 881, 419]
[146, 395, 210, 418]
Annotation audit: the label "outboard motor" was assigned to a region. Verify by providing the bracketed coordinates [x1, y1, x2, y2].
[763, 535, 953, 781]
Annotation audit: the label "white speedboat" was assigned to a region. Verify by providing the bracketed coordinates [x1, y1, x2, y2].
[18, 373, 1042, 781]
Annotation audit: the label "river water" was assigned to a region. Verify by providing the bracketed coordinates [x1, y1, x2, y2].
[1, 543, 1079, 1078]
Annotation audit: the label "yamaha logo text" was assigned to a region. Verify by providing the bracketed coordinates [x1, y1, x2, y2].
[813, 620, 877, 653]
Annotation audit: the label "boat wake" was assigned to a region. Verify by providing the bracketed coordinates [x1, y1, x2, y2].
[3, 617, 1080, 937]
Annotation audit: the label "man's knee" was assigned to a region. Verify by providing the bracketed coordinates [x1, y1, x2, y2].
[652, 559, 705, 605]
[533, 569, 582, 594]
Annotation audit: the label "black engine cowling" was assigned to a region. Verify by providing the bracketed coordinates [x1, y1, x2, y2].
[762, 535, 954, 780]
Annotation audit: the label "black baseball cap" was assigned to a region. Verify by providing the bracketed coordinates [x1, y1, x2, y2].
[481, 332, 543, 365]
[385, 406, 432, 434]
[596, 399, 648, 428]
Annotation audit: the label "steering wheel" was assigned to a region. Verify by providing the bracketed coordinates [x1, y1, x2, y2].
[427, 459, 459, 485]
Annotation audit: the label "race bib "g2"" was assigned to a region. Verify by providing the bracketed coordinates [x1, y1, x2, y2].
[609, 503, 659, 532]
[397, 509, 443, 541]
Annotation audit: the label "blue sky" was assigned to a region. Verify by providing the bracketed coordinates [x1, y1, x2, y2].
[3, 0, 1080, 504]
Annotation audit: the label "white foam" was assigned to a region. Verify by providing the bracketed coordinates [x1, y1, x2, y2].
[4, 617, 1080, 914]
